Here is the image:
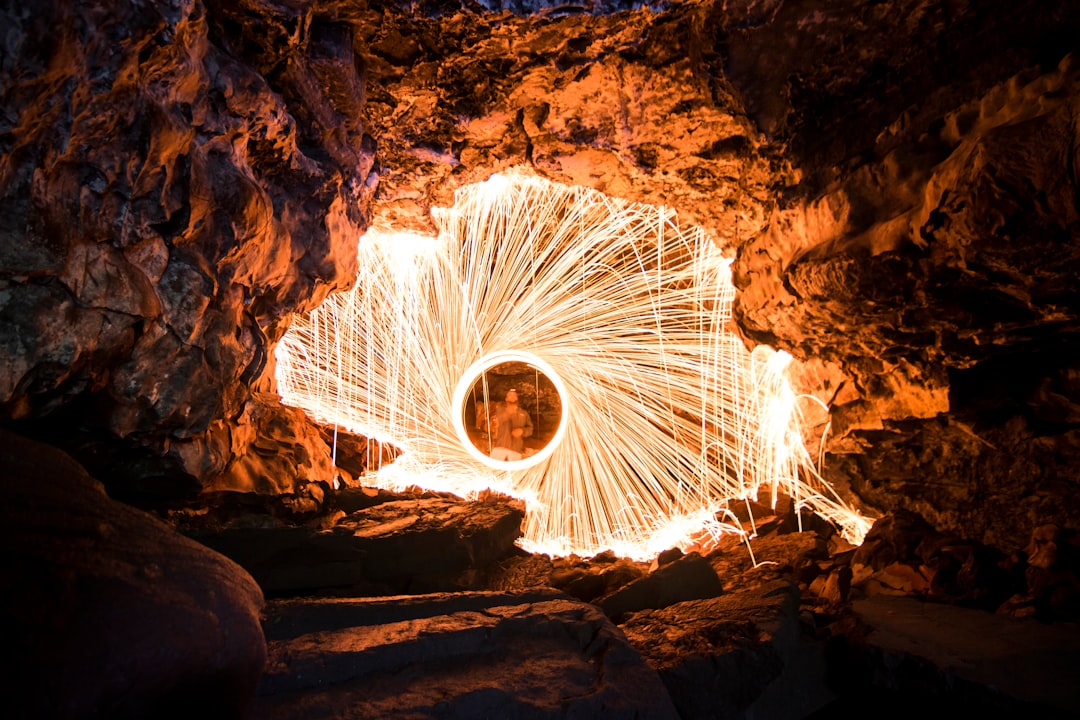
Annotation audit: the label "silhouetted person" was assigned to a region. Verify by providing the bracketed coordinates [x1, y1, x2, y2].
[490, 388, 533, 461]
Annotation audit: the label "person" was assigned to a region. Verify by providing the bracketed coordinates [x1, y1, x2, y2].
[489, 388, 533, 461]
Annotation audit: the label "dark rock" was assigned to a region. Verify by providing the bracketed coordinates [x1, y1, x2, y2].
[167, 484, 332, 531]
[653, 546, 684, 569]
[191, 493, 525, 596]
[554, 566, 609, 602]
[599, 552, 723, 621]
[846, 511, 1025, 610]
[0, 429, 266, 720]
[709, 531, 825, 592]
[255, 589, 680, 719]
[851, 510, 938, 572]
[489, 550, 558, 591]
[832, 595, 1080, 716]
[1011, 524, 1080, 620]
[546, 554, 649, 603]
[809, 566, 852, 605]
[335, 495, 526, 590]
[622, 580, 832, 720]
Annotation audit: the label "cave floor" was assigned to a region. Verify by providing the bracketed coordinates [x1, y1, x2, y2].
[171, 486, 1080, 719]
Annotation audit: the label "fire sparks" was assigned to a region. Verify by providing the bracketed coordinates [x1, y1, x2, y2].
[275, 171, 871, 559]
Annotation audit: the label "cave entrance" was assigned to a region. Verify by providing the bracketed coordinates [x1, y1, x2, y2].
[275, 170, 870, 558]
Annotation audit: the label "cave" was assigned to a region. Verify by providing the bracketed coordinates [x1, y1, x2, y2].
[2, 0, 1079, 718]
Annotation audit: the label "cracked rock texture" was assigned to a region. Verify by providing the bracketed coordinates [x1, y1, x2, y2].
[2, 0, 1079, 551]
[189, 493, 526, 595]
[350, 0, 1080, 549]
[0, 0, 374, 496]
[255, 589, 680, 719]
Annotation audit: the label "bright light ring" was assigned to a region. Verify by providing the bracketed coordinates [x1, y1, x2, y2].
[451, 350, 570, 471]
[275, 170, 874, 558]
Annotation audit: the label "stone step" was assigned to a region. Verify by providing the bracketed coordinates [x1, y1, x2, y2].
[253, 589, 680, 719]
[190, 495, 524, 596]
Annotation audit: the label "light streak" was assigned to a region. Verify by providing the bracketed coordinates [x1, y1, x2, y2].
[275, 171, 871, 559]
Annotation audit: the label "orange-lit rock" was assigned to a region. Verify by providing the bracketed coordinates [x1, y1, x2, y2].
[256, 589, 681, 719]
[0, 0, 1078, 604]
[0, 0, 372, 493]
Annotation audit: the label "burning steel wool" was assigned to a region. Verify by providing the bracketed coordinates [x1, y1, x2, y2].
[276, 171, 871, 559]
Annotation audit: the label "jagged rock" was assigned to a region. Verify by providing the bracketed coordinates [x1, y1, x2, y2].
[0, 429, 266, 720]
[725, 1, 1080, 545]
[1, 1, 1079, 689]
[488, 550, 559, 591]
[333, 485, 462, 514]
[254, 589, 680, 719]
[190, 493, 525, 595]
[808, 566, 853, 605]
[710, 531, 825, 593]
[354, 1, 775, 245]
[547, 552, 648, 603]
[167, 484, 334, 531]
[0, 0, 373, 492]
[334, 495, 526, 589]
[204, 392, 337, 495]
[1003, 524, 1080, 620]
[598, 552, 723, 621]
[846, 511, 1022, 609]
[621, 580, 832, 720]
[318, 425, 401, 480]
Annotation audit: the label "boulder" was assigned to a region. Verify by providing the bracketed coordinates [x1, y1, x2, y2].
[0, 430, 266, 720]
[191, 493, 525, 596]
[598, 552, 723, 621]
[255, 589, 680, 719]
[621, 580, 830, 720]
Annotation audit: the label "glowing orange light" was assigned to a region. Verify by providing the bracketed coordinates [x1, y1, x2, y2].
[276, 171, 871, 559]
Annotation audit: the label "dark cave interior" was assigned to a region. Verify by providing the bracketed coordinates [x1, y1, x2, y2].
[2, 0, 1079, 717]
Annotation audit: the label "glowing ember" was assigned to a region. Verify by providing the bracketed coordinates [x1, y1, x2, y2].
[276, 171, 871, 559]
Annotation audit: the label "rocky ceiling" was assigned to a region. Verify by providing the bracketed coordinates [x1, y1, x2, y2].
[1, 0, 1078, 552]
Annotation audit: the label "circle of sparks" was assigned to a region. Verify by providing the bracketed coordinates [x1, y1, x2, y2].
[275, 171, 870, 559]
[451, 350, 570, 472]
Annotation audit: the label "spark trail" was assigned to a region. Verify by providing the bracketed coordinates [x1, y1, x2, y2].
[276, 171, 871, 559]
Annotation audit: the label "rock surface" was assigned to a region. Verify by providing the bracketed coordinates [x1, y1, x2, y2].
[598, 551, 724, 621]
[2, 0, 1079, 552]
[255, 589, 681, 719]
[621, 580, 828, 720]
[0, 429, 266, 720]
[349, 0, 1080, 548]
[189, 493, 526, 595]
[0, 0, 373, 493]
[831, 595, 1080, 716]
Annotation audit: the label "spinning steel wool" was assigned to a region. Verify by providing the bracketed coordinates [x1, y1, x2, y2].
[276, 172, 870, 559]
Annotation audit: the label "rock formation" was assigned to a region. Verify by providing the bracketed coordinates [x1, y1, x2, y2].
[0, 0, 374, 498]
[0, 429, 266, 719]
[4, 0, 1077, 549]
[2, 0, 1080, 715]
[256, 589, 681, 719]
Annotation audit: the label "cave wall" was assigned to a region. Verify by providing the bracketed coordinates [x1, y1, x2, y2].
[1, 0, 1078, 550]
[725, 0, 1080, 548]
[0, 0, 375, 499]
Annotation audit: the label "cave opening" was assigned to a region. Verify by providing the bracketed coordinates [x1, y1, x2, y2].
[275, 170, 870, 560]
